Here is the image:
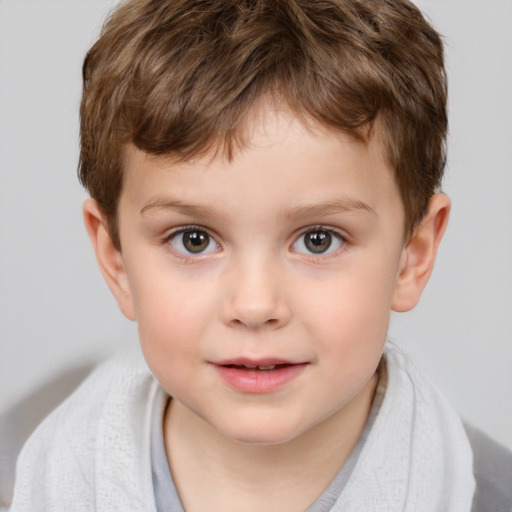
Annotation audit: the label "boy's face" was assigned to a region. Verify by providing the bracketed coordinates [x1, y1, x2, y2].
[113, 109, 408, 444]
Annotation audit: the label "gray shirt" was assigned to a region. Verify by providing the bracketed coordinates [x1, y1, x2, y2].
[151, 373, 512, 512]
[151, 370, 386, 512]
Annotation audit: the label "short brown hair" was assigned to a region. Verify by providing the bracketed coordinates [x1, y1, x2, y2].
[79, 0, 447, 248]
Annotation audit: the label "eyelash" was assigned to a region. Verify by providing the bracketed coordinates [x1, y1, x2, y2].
[161, 225, 348, 263]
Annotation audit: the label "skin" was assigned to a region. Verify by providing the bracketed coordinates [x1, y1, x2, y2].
[84, 107, 450, 511]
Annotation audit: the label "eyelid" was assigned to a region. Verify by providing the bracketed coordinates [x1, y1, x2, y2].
[163, 224, 219, 240]
[294, 225, 347, 242]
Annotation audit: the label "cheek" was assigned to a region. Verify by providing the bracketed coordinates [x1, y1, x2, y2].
[128, 267, 216, 378]
[303, 275, 390, 401]
[300, 257, 397, 356]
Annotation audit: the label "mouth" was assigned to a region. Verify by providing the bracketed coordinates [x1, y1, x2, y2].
[221, 363, 293, 372]
[210, 358, 308, 393]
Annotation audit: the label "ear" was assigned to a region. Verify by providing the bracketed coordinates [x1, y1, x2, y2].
[83, 198, 136, 320]
[392, 193, 450, 312]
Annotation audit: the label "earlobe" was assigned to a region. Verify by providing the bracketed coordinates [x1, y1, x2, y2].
[82, 198, 136, 320]
[392, 194, 450, 312]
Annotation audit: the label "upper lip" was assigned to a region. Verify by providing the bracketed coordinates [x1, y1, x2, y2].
[211, 357, 304, 367]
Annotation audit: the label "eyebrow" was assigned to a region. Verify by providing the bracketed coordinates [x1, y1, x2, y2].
[140, 198, 222, 219]
[281, 199, 376, 220]
[140, 197, 375, 220]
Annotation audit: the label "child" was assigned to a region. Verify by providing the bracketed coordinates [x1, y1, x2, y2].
[9, 0, 512, 510]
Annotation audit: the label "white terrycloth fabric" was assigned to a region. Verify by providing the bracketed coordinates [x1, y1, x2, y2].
[9, 344, 475, 512]
[331, 343, 476, 511]
[9, 351, 159, 512]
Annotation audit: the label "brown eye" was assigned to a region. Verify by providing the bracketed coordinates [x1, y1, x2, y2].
[304, 231, 332, 253]
[170, 228, 218, 255]
[183, 230, 210, 252]
[292, 228, 344, 256]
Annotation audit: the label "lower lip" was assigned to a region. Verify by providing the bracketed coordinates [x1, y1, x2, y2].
[212, 364, 308, 393]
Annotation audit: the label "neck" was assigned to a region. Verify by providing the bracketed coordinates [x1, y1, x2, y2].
[163, 373, 379, 512]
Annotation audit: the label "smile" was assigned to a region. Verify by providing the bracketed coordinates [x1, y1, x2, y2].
[210, 358, 308, 394]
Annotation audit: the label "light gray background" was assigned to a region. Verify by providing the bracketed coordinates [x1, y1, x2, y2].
[1, 0, 511, 448]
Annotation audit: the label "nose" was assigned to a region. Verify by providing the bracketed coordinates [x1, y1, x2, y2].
[221, 256, 291, 330]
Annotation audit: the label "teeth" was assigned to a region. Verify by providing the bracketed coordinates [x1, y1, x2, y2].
[228, 363, 280, 370]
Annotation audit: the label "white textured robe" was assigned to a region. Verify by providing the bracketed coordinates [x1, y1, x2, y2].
[9, 344, 475, 511]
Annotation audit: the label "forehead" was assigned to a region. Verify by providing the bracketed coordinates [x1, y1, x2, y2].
[120, 107, 403, 226]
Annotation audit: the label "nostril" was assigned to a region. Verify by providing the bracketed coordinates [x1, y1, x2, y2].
[229, 317, 280, 329]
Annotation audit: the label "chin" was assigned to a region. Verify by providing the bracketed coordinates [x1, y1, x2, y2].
[217, 417, 305, 446]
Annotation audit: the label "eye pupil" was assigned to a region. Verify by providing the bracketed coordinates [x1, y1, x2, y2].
[183, 230, 210, 253]
[305, 231, 332, 253]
